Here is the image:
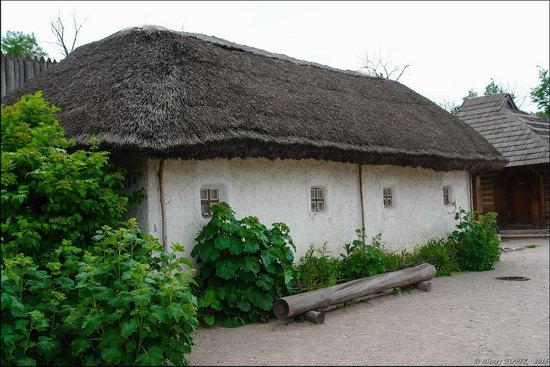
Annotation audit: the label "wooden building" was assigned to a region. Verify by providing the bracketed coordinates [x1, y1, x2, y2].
[457, 94, 549, 230]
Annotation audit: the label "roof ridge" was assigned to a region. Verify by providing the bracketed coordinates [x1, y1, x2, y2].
[108, 25, 381, 82]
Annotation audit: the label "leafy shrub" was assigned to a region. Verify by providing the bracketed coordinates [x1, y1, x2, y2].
[382, 248, 418, 273]
[292, 243, 342, 293]
[1, 92, 130, 263]
[340, 230, 389, 281]
[413, 238, 460, 276]
[1, 220, 198, 366]
[450, 208, 501, 271]
[191, 203, 295, 327]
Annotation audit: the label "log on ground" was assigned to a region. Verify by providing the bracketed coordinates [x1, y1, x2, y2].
[416, 281, 432, 292]
[304, 310, 325, 324]
[273, 263, 436, 319]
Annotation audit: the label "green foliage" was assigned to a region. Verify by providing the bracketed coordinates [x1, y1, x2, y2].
[292, 243, 342, 293]
[464, 89, 479, 100]
[1, 92, 129, 263]
[191, 203, 295, 326]
[483, 78, 506, 96]
[1, 31, 47, 59]
[530, 66, 549, 118]
[1, 220, 198, 366]
[382, 248, 417, 273]
[413, 238, 460, 276]
[450, 208, 501, 271]
[340, 230, 389, 280]
[462, 80, 515, 101]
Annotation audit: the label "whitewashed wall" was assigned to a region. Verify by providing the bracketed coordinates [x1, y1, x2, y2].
[361, 165, 470, 250]
[140, 158, 471, 261]
[146, 158, 362, 260]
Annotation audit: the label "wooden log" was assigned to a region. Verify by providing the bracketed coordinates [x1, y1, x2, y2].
[33, 59, 40, 77]
[1, 53, 6, 97]
[273, 263, 436, 319]
[24, 60, 34, 81]
[18, 58, 24, 86]
[13, 56, 20, 88]
[304, 310, 325, 324]
[416, 281, 432, 292]
[5, 56, 14, 94]
[322, 288, 395, 312]
[39, 57, 45, 72]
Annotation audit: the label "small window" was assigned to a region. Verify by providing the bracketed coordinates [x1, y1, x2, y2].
[383, 188, 393, 208]
[201, 188, 219, 218]
[311, 187, 325, 212]
[443, 186, 451, 205]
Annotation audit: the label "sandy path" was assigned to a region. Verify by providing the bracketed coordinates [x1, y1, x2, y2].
[188, 238, 549, 366]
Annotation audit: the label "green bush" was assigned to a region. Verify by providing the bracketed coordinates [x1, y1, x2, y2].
[292, 243, 342, 293]
[1, 92, 130, 263]
[191, 203, 295, 327]
[1, 220, 198, 366]
[340, 230, 389, 281]
[382, 248, 417, 273]
[450, 209, 501, 271]
[413, 238, 460, 276]
[1, 93, 197, 366]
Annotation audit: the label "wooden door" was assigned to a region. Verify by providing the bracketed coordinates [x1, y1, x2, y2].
[508, 176, 532, 226]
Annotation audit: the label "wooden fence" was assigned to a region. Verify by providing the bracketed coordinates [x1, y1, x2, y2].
[1, 52, 58, 97]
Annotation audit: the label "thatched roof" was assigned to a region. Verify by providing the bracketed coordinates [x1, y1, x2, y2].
[2, 26, 506, 172]
[457, 94, 549, 167]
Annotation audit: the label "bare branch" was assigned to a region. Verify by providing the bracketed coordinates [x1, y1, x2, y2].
[394, 64, 410, 82]
[49, 10, 87, 58]
[50, 12, 70, 57]
[360, 48, 410, 81]
[70, 12, 88, 54]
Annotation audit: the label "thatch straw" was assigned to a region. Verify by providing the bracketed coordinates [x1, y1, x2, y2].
[2, 26, 507, 172]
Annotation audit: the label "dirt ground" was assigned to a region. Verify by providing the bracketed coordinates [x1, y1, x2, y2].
[188, 238, 549, 366]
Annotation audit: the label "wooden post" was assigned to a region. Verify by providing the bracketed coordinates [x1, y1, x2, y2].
[5, 56, 14, 93]
[24, 60, 34, 81]
[1, 53, 6, 97]
[18, 58, 24, 86]
[305, 311, 325, 324]
[416, 281, 431, 292]
[33, 59, 40, 77]
[358, 164, 365, 242]
[475, 175, 482, 212]
[13, 56, 20, 88]
[273, 263, 436, 319]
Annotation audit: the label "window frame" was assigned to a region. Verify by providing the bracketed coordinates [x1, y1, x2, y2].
[310, 186, 326, 213]
[200, 187, 220, 218]
[443, 185, 451, 206]
[383, 187, 393, 208]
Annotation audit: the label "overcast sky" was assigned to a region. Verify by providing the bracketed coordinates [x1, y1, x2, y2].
[2, 1, 549, 112]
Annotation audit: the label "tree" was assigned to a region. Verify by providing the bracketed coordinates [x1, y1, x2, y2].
[49, 11, 87, 57]
[530, 66, 549, 118]
[1, 92, 128, 260]
[462, 80, 519, 103]
[1, 31, 47, 59]
[484, 79, 504, 95]
[464, 89, 479, 99]
[360, 48, 410, 81]
[438, 99, 460, 115]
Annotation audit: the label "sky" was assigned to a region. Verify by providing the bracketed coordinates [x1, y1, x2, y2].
[1, 1, 549, 112]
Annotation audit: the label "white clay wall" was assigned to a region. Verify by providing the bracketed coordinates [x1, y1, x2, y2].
[141, 158, 471, 261]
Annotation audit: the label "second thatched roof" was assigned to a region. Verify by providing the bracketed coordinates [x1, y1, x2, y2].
[2, 26, 506, 172]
